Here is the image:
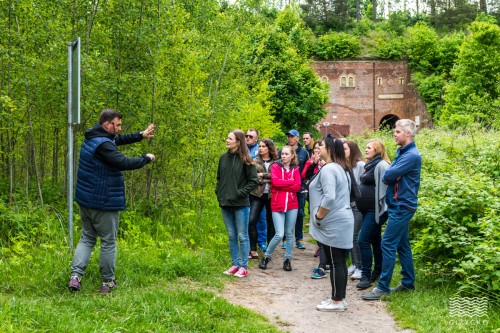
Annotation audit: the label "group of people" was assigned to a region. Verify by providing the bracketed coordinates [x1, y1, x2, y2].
[66, 109, 421, 313]
[216, 119, 421, 312]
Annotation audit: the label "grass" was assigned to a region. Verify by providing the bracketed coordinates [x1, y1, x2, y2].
[385, 268, 499, 333]
[1, 202, 498, 332]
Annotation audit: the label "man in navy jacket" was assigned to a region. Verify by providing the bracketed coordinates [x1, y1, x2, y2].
[69, 109, 156, 293]
[362, 119, 421, 300]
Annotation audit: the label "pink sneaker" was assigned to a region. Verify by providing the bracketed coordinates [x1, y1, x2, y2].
[234, 266, 248, 278]
[223, 265, 239, 275]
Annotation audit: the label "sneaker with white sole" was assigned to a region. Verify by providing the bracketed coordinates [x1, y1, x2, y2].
[223, 265, 239, 275]
[351, 269, 362, 279]
[347, 264, 356, 276]
[68, 275, 81, 292]
[320, 298, 348, 309]
[99, 280, 117, 294]
[316, 299, 345, 312]
[311, 268, 326, 279]
[234, 266, 248, 278]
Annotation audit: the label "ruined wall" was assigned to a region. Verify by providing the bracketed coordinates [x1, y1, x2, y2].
[312, 60, 430, 136]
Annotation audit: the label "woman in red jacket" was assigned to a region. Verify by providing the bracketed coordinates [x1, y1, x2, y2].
[259, 145, 301, 271]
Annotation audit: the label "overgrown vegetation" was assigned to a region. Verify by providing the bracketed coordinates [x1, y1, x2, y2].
[1, 0, 499, 331]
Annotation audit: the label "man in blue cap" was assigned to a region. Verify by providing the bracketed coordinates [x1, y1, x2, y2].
[283, 129, 309, 249]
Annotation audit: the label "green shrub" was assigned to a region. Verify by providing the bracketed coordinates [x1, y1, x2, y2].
[313, 32, 361, 60]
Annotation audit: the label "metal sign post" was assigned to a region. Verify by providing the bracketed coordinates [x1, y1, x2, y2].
[68, 37, 81, 252]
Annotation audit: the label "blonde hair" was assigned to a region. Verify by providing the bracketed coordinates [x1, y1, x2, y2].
[368, 139, 391, 163]
[281, 145, 298, 166]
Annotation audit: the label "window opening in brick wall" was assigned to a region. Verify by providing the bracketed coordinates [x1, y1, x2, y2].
[399, 77, 405, 85]
[377, 77, 382, 86]
[340, 76, 346, 87]
[348, 76, 355, 87]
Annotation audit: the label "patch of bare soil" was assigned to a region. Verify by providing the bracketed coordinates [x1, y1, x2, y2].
[221, 234, 414, 333]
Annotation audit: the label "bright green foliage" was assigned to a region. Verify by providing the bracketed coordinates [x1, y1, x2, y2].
[441, 20, 500, 129]
[375, 33, 406, 60]
[313, 32, 361, 60]
[249, 6, 329, 133]
[410, 129, 500, 293]
[412, 73, 446, 119]
[405, 22, 440, 73]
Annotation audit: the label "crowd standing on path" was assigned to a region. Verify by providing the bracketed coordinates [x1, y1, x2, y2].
[216, 119, 422, 312]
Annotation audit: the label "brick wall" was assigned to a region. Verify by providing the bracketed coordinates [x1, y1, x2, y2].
[312, 60, 430, 136]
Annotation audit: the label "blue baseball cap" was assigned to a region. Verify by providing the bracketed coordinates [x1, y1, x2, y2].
[286, 129, 299, 137]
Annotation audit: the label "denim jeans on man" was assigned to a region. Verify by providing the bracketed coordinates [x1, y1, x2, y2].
[221, 206, 250, 268]
[70, 206, 119, 280]
[376, 206, 415, 292]
[358, 211, 387, 279]
[267, 209, 297, 259]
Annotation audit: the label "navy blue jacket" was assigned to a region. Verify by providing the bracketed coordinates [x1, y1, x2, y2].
[75, 124, 151, 211]
[383, 142, 421, 211]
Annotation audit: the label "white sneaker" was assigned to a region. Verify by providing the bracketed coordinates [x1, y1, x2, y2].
[351, 268, 362, 279]
[347, 264, 356, 276]
[316, 299, 345, 312]
[343, 299, 349, 309]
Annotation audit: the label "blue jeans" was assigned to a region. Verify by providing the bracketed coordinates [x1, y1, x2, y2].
[358, 211, 387, 279]
[351, 205, 363, 268]
[266, 209, 297, 260]
[377, 206, 415, 292]
[295, 192, 305, 241]
[71, 206, 119, 281]
[256, 208, 267, 246]
[221, 206, 250, 268]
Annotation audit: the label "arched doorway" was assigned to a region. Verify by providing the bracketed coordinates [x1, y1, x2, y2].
[379, 114, 399, 130]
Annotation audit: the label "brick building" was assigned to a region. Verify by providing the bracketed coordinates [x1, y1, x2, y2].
[312, 60, 430, 136]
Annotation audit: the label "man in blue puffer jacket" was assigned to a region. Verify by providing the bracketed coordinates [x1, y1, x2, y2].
[69, 109, 156, 293]
[362, 119, 421, 300]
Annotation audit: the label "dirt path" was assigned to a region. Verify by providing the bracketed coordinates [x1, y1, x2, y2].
[221, 234, 414, 333]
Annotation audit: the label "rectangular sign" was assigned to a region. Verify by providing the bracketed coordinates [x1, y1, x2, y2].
[378, 93, 404, 100]
[70, 38, 81, 124]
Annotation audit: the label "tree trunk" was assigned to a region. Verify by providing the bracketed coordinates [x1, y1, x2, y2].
[356, 0, 361, 22]
[479, 0, 487, 13]
[373, 0, 377, 22]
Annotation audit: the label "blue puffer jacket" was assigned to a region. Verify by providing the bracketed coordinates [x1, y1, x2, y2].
[383, 142, 422, 211]
[76, 137, 126, 211]
[75, 123, 151, 211]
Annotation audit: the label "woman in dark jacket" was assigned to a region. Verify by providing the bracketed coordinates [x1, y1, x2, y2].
[216, 129, 258, 278]
[248, 138, 279, 259]
[355, 139, 390, 289]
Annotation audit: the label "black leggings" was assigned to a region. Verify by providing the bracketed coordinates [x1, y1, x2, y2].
[323, 244, 348, 301]
[248, 194, 273, 251]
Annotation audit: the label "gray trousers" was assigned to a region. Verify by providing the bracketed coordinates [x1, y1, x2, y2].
[70, 206, 119, 281]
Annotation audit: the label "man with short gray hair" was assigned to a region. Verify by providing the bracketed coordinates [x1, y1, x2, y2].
[362, 119, 421, 300]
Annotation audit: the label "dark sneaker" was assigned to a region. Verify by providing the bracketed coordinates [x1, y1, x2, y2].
[361, 287, 389, 300]
[68, 275, 81, 292]
[283, 259, 292, 271]
[311, 268, 326, 279]
[259, 257, 270, 270]
[356, 277, 372, 290]
[390, 283, 415, 293]
[99, 280, 117, 294]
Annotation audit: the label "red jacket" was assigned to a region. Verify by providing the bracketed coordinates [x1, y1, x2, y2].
[270, 161, 302, 212]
